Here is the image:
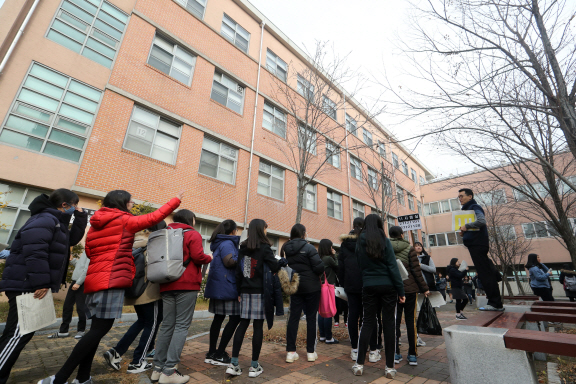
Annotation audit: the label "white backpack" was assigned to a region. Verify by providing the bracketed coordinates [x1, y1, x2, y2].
[146, 228, 190, 283]
[565, 275, 576, 292]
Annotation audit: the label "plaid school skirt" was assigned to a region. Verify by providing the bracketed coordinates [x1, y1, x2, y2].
[240, 293, 264, 320]
[209, 298, 241, 316]
[85, 288, 125, 319]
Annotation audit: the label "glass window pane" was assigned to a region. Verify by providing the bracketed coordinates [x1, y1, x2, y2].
[211, 81, 228, 106]
[523, 224, 535, 238]
[441, 200, 451, 212]
[56, 117, 87, 135]
[69, 0, 97, 14]
[49, 129, 85, 148]
[174, 47, 195, 65]
[450, 198, 461, 211]
[47, 29, 82, 53]
[437, 233, 447, 246]
[100, 2, 128, 23]
[124, 135, 152, 156]
[170, 68, 191, 85]
[59, 10, 90, 32]
[97, 10, 124, 31]
[128, 121, 154, 142]
[68, 81, 101, 101]
[0, 207, 17, 243]
[63, 92, 98, 113]
[82, 47, 113, 68]
[24, 76, 65, 100]
[91, 28, 118, 48]
[94, 19, 121, 39]
[86, 37, 115, 58]
[534, 222, 548, 238]
[61, 1, 94, 23]
[202, 137, 220, 152]
[14, 103, 52, 123]
[151, 146, 174, 164]
[154, 132, 177, 151]
[0, 129, 43, 151]
[199, 150, 218, 177]
[158, 120, 179, 137]
[5, 116, 49, 137]
[52, 19, 87, 43]
[59, 104, 94, 124]
[430, 202, 440, 214]
[0, 184, 25, 206]
[148, 53, 171, 75]
[43, 142, 82, 161]
[447, 232, 457, 245]
[19, 89, 60, 112]
[30, 65, 68, 87]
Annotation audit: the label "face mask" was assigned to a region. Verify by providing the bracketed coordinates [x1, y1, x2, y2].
[64, 205, 76, 214]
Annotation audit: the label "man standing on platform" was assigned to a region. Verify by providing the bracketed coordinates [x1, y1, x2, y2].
[458, 188, 504, 311]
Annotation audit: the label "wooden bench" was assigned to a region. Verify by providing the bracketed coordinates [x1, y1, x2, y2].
[503, 295, 539, 300]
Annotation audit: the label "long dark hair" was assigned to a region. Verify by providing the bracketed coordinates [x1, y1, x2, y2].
[209, 219, 237, 243]
[352, 217, 364, 236]
[49, 189, 79, 208]
[318, 239, 333, 258]
[449, 258, 458, 267]
[362, 214, 386, 259]
[525, 253, 543, 270]
[173, 209, 196, 226]
[103, 190, 132, 212]
[243, 219, 271, 250]
[290, 223, 306, 240]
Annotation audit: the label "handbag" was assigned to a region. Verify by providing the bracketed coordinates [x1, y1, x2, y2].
[417, 297, 443, 335]
[319, 272, 337, 318]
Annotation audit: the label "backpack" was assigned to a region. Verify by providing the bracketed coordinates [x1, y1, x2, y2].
[146, 228, 191, 283]
[125, 247, 149, 299]
[565, 275, 576, 292]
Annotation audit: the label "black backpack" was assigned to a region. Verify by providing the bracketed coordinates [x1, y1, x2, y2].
[125, 247, 149, 299]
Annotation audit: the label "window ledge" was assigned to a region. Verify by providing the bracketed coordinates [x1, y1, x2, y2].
[145, 64, 193, 89]
[198, 173, 236, 187]
[262, 128, 287, 141]
[209, 98, 244, 117]
[302, 208, 318, 215]
[327, 215, 344, 222]
[257, 193, 285, 203]
[121, 148, 177, 168]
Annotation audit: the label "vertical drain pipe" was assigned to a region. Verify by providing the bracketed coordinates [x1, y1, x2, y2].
[342, 93, 354, 227]
[242, 20, 266, 238]
[0, 0, 40, 74]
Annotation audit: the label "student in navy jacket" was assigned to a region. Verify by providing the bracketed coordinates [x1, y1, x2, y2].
[0, 189, 87, 384]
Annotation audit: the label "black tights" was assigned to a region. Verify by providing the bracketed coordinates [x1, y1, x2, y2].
[208, 314, 241, 354]
[54, 317, 115, 384]
[456, 298, 468, 313]
[232, 319, 264, 361]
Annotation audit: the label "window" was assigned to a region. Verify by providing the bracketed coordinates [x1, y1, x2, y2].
[424, 198, 461, 216]
[492, 225, 516, 241]
[350, 156, 362, 180]
[411, 169, 417, 183]
[408, 194, 415, 210]
[199, 137, 238, 184]
[387, 216, 396, 234]
[298, 125, 317, 154]
[352, 201, 364, 219]
[392, 153, 399, 169]
[522, 221, 560, 239]
[327, 191, 343, 219]
[221, 13, 250, 53]
[514, 182, 548, 202]
[268, 235, 280, 255]
[174, 0, 207, 19]
[0, 183, 50, 245]
[297, 74, 314, 101]
[266, 49, 287, 82]
[421, 232, 426, 247]
[561, 176, 576, 195]
[197, 221, 217, 254]
[396, 186, 405, 206]
[401, 160, 408, 175]
[303, 183, 316, 211]
[476, 189, 507, 206]
[147, 34, 196, 86]
[417, 201, 422, 215]
[326, 140, 340, 168]
[0, 63, 102, 162]
[378, 141, 386, 158]
[123, 106, 181, 164]
[323, 95, 337, 120]
[263, 102, 286, 137]
[429, 232, 465, 247]
[420, 176, 426, 185]
[360, 129, 372, 147]
[211, 72, 245, 114]
[258, 161, 284, 200]
[368, 167, 378, 190]
[47, 0, 128, 68]
[346, 113, 357, 136]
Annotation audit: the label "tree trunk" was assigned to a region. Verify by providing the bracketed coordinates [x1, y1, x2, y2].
[512, 267, 526, 295]
[295, 179, 305, 224]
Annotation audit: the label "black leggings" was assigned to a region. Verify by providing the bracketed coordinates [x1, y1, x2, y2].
[232, 319, 264, 361]
[208, 314, 241, 354]
[533, 287, 555, 302]
[54, 317, 115, 384]
[456, 298, 468, 313]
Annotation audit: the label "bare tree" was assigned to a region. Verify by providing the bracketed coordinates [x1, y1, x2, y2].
[267, 41, 385, 223]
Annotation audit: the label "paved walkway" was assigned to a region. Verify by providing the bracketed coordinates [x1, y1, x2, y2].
[7, 303, 480, 384]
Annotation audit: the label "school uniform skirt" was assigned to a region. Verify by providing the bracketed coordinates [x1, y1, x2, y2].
[240, 293, 265, 320]
[451, 287, 468, 301]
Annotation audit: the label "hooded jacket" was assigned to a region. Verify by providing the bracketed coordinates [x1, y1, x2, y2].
[204, 234, 240, 301]
[447, 265, 467, 289]
[337, 233, 363, 294]
[390, 238, 429, 295]
[0, 194, 86, 293]
[70, 252, 90, 286]
[282, 238, 324, 294]
[461, 199, 489, 247]
[160, 222, 213, 292]
[83, 198, 180, 294]
[263, 262, 284, 330]
[235, 242, 280, 295]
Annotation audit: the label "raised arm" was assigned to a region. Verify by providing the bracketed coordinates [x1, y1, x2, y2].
[126, 197, 181, 233]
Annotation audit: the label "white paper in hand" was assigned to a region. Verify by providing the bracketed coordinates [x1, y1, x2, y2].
[459, 260, 468, 272]
[397, 259, 409, 281]
[335, 287, 348, 301]
[16, 289, 57, 335]
[417, 291, 447, 310]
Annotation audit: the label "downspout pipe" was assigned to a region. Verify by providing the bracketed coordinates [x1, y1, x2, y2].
[342, 93, 354, 227]
[0, 0, 40, 74]
[242, 20, 265, 238]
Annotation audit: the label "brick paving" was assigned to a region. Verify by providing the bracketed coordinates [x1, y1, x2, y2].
[7, 304, 483, 384]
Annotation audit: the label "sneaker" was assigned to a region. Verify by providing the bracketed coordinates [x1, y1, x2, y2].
[74, 332, 85, 339]
[150, 369, 161, 383]
[211, 351, 231, 366]
[248, 363, 264, 378]
[307, 352, 318, 362]
[479, 305, 505, 312]
[325, 338, 339, 344]
[417, 336, 426, 347]
[345, 323, 348, 328]
[398, 340, 402, 345]
[204, 351, 215, 364]
[71, 378, 92, 384]
[408, 355, 418, 366]
[127, 362, 152, 374]
[319, 337, 326, 341]
[394, 354, 403, 364]
[456, 313, 467, 320]
[37, 377, 58, 384]
[449, 300, 454, 303]
[159, 370, 190, 384]
[103, 348, 122, 371]
[226, 364, 242, 376]
[286, 351, 299, 363]
[350, 349, 358, 361]
[369, 350, 382, 363]
[301, 315, 307, 320]
[47, 332, 69, 339]
[352, 363, 363, 376]
[146, 349, 156, 359]
[385, 367, 397, 379]
[334, 322, 339, 327]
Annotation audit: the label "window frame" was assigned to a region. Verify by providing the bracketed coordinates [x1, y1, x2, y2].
[257, 160, 285, 201]
[303, 183, 317, 212]
[476, 189, 507, 206]
[198, 136, 239, 184]
[327, 190, 343, 220]
[146, 33, 197, 86]
[262, 101, 287, 138]
[325, 140, 340, 168]
[220, 13, 250, 53]
[265, 49, 287, 82]
[197, 221, 217, 254]
[378, 140, 386, 158]
[408, 194, 415, 211]
[396, 185, 405, 206]
[363, 129, 373, 146]
[211, 71, 245, 114]
[350, 156, 362, 181]
[392, 152, 399, 169]
[173, 0, 207, 20]
[298, 124, 317, 155]
[322, 95, 337, 120]
[352, 200, 365, 219]
[411, 168, 417, 183]
[423, 198, 462, 216]
[428, 231, 464, 247]
[368, 167, 378, 190]
[297, 74, 314, 101]
[401, 160, 408, 175]
[345, 113, 357, 136]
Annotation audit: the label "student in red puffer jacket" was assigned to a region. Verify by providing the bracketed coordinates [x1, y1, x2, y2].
[152, 209, 213, 384]
[40, 190, 183, 384]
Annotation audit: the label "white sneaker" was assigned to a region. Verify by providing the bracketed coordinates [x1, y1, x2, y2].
[319, 337, 326, 341]
[226, 364, 242, 376]
[417, 336, 426, 346]
[248, 363, 263, 378]
[350, 349, 358, 361]
[369, 350, 381, 363]
[385, 367, 397, 379]
[150, 369, 161, 383]
[71, 378, 92, 384]
[127, 362, 152, 374]
[103, 349, 122, 371]
[286, 351, 299, 363]
[307, 352, 318, 362]
[352, 363, 363, 376]
[74, 331, 85, 339]
[158, 370, 190, 384]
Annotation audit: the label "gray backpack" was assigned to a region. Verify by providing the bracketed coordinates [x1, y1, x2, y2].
[146, 228, 191, 283]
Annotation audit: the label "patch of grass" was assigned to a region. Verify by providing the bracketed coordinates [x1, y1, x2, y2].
[245, 320, 350, 348]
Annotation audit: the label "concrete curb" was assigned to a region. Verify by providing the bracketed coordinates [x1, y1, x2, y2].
[547, 362, 561, 384]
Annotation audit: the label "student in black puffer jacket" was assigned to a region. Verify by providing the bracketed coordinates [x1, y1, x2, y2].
[447, 258, 469, 320]
[282, 224, 324, 363]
